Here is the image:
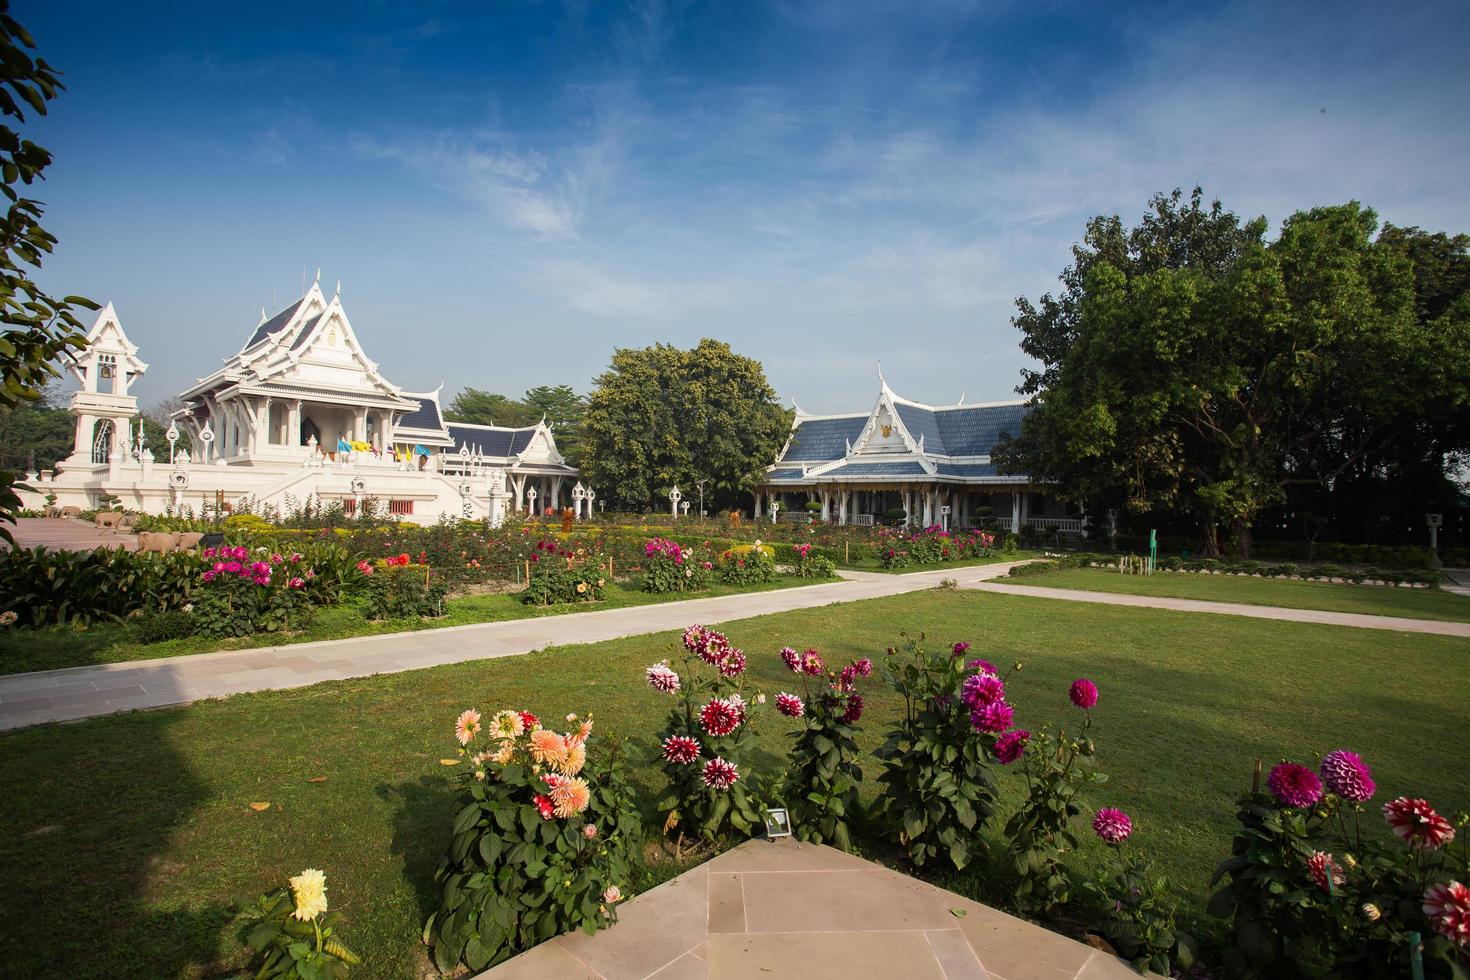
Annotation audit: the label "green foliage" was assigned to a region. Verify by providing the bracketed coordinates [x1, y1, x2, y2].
[791, 546, 837, 579]
[581, 339, 791, 510]
[0, 9, 97, 544]
[362, 564, 447, 620]
[427, 719, 641, 973]
[130, 608, 198, 644]
[521, 551, 606, 605]
[1004, 721, 1108, 914]
[1083, 852, 1195, 975]
[192, 569, 315, 639]
[444, 385, 587, 466]
[0, 546, 198, 627]
[652, 626, 766, 842]
[872, 633, 999, 870]
[717, 543, 775, 585]
[0, 384, 70, 471]
[233, 883, 359, 979]
[776, 656, 870, 851]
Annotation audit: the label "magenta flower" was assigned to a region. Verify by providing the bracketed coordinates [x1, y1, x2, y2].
[1307, 851, 1345, 892]
[701, 757, 739, 790]
[966, 658, 999, 675]
[682, 624, 707, 652]
[854, 658, 873, 677]
[775, 692, 805, 717]
[994, 729, 1030, 764]
[961, 672, 1005, 709]
[1267, 762, 1323, 808]
[951, 641, 971, 657]
[1320, 749, 1376, 803]
[716, 649, 747, 677]
[802, 649, 826, 676]
[841, 694, 865, 724]
[970, 700, 1013, 733]
[780, 646, 802, 672]
[661, 735, 700, 765]
[1093, 808, 1132, 844]
[1069, 678, 1099, 709]
[645, 662, 681, 694]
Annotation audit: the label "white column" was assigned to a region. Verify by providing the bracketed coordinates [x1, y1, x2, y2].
[1011, 491, 1021, 533]
[552, 477, 563, 511]
[819, 489, 830, 522]
[837, 489, 848, 525]
[753, 491, 762, 518]
[512, 475, 525, 512]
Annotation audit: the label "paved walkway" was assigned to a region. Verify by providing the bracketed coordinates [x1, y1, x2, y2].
[481, 837, 1144, 980]
[0, 565, 1011, 731]
[1442, 567, 1470, 598]
[4, 516, 135, 551]
[963, 580, 1470, 638]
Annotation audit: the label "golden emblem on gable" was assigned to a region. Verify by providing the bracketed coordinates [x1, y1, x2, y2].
[880, 424, 892, 438]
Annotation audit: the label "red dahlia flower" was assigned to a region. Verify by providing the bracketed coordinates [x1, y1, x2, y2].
[701, 757, 739, 790]
[662, 735, 701, 765]
[994, 729, 1030, 764]
[1384, 796, 1456, 850]
[1307, 851, 1346, 892]
[970, 700, 1013, 734]
[1424, 881, 1470, 947]
[699, 698, 742, 737]
[1069, 678, 1099, 709]
[775, 692, 805, 717]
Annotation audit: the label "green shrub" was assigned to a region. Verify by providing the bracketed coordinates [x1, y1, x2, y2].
[363, 564, 447, 620]
[640, 538, 713, 593]
[792, 545, 837, 579]
[426, 712, 642, 973]
[522, 553, 606, 605]
[718, 543, 775, 585]
[777, 652, 871, 851]
[0, 547, 199, 627]
[1008, 560, 1060, 577]
[132, 609, 198, 644]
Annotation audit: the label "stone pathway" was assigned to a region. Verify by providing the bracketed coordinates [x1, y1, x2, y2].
[0, 565, 1014, 731]
[4, 516, 135, 551]
[1442, 568, 1470, 599]
[963, 580, 1470, 638]
[480, 837, 1144, 980]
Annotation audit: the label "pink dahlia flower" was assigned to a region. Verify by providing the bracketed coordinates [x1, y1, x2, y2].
[970, 700, 1014, 734]
[701, 756, 739, 790]
[780, 646, 802, 672]
[952, 641, 971, 657]
[717, 649, 747, 677]
[802, 649, 826, 676]
[533, 793, 555, 820]
[683, 624, 707, 652]
[1384, 797, 1456, 850]
[661, 735, 701, 765]
[841, 694, 865, 724]
[699, 630, 731, 665]
[1424, 881, 1470, 947]
[454, 709, 482, 746]
[1320, 749, 1376, 803]
[1093, 808, 1132, 844]
[1267, 762, 1323, 808]
[1308, 851, 1346, 892]
[583, 823, 598, 839]
[646, 662, 681, 694]
[699, 698, 742, 737]
[961, 672, 1005, 709]
[775, 692, 805, 717]
[967, 658, 999, 675]
[854, 658, 874, 677]
[1069, 678, 1099, 709]
[994, 729, 1030, 765]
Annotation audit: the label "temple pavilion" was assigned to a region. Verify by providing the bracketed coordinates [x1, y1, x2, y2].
[757, 376, 1083, 534]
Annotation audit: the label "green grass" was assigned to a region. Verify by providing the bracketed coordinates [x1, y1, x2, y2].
[1, 590, 1466, 978]
[0, 576, 829, 675]
[1003, 566, 1470, 622]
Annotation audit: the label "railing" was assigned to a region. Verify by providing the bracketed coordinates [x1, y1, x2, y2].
[850, 514, 875, 526]
[1027, 517, 1087, 532]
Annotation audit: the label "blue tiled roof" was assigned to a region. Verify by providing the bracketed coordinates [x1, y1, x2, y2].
[817, 461, 930, 478]
[781, 415, 867, 461]
[894, 403, 946, 454]
[935, 462, 1000, 478]
[398, 397, 444, 431]
[445, 423, 538, 458]
[767, 467, 807, 483]
[244, 297, 305, 350]
[289, 313, 323, 351]
[933, 403, 1028, 456]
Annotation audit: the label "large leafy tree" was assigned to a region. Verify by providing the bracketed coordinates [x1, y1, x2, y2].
[580, 338, 790, 511]
[443, 387, 538, 428]
[0, 4, 96, 541]
[999, 189, 1470, 556]
[521, 384, 586, 465]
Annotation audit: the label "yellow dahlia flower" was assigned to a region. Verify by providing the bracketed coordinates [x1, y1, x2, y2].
[289, 868, 328, 921]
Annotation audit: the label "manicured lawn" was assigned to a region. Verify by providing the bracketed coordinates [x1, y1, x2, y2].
[0, 576, 828, 675]
[1, 590, 1466, 978]
[1002, 565, 1470, 622]
[841, 549, 1037, 574]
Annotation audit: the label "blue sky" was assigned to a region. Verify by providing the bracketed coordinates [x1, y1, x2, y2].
[17, 0, 1470, 413]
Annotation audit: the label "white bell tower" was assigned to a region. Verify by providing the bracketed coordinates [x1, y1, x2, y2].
[65, 303, 149, 467]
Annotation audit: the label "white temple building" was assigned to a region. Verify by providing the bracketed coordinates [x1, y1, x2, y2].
[20, 279, 586, 524]
[757, 375, 1084, 534]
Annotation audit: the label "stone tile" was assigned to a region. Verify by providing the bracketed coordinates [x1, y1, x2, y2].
[707, 838, 871, 874]
[741, 866, 959, 934]
[925, 929, 989, 980]
[1074, 949, 1155, 979]
[706, 930, 945, 979]
[48, 686, 143, 707]
[950, 899, 1093, 980]
[556, 865, 708, 980]
[648, 951, 707, 980]
[0, 681, 106, 705]
[707, 873, 745, 935]
[479, 940, 599, 979]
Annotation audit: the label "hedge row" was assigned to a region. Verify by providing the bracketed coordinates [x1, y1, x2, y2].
[1010, 553, 1442, 587]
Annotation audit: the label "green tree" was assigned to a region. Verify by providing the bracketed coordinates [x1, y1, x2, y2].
[1000, 190, 1469, 557]
[521, 384, 586, 464]
[581, 339, 789, 511]
[0, 382, 70, 471]
[443, 387, 537, 428]
[0, 4, 96, 541]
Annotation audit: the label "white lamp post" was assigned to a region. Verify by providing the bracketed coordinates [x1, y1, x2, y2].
[165, 420, 180, 464]
[572, 481, 587, 519]
[770, 500, 780, 524]
[586, 486, 596, 517]
[1427, 513, 1444, 568]
[527, 486, 538, 516]
[669, 484, 682, 520]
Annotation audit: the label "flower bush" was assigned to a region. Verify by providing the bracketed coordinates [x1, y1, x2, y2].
[362, 559, 447, 620]
[1004, 675, 1108, 914]
[522, 539, 606, 605]
[192, 547, 320, 638]
[641, 537, 713, 593]
[233, 868, 359, 978]
[877, 526, 996, 569]
[717, 542, 775, 585]
[1208, 748, 1470, 977]
[426, 708, 641, 973]
[647, 625, 765, 842]
[775, 647, 871, 850]
[791, 542, 837, 579]
[1081, 810, 1196, 975]
[872, 634, 1008, 870]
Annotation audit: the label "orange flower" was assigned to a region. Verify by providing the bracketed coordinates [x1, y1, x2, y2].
[530, 728, 569, 766]
[549, 776, 591, 818]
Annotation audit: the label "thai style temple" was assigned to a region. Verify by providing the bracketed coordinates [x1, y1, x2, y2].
[757, 375, 1084, 534]
[21, 278, 583, 524]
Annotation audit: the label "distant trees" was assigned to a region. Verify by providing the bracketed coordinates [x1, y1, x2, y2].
[444, 384, 587, 465]
[580, 339, 790, 512]
[998, 188, 1470, 556]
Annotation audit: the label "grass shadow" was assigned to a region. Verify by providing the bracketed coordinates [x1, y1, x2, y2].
[376, 773, 459, 926]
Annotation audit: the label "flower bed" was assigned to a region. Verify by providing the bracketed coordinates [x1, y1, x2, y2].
[877, 525, 996, 569]
[1011, 552, 1442, 588]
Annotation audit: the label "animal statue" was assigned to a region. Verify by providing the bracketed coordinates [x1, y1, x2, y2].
[136, 531, 178, 554]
